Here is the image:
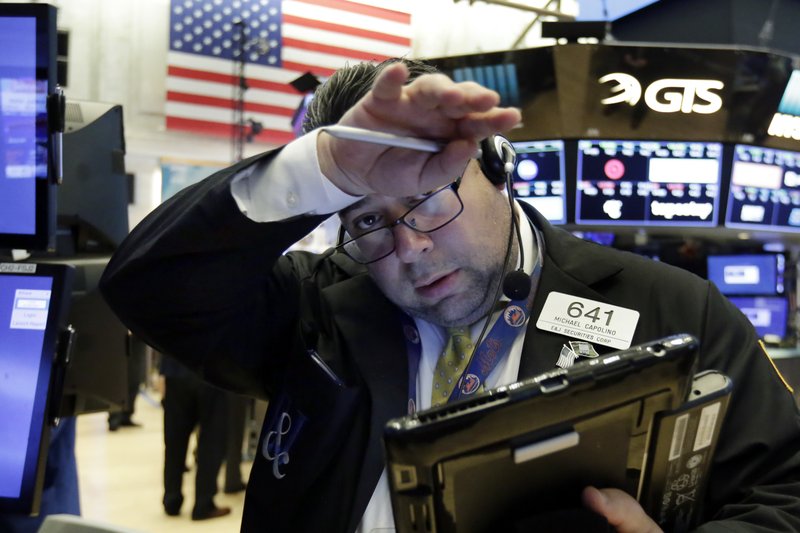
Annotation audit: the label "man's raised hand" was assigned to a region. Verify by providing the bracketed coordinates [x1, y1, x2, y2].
[317, 61, 521, 198]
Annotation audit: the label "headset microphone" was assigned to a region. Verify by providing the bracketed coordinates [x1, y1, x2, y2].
[503, 270, 532, 300]
[494, 137, 532, 301]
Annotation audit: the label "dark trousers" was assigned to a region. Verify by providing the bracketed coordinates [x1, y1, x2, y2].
[224, 392, 249, 490]
[162, 374, 227, 514]
[108, 336, 146, 428]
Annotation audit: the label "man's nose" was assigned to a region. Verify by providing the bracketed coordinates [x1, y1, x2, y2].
[392, 224, 433, 263]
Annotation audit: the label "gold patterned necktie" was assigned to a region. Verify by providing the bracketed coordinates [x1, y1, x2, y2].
[431, 326, 473, 407]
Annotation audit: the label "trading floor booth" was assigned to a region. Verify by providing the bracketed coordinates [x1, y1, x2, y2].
[427, 42, 800, 365]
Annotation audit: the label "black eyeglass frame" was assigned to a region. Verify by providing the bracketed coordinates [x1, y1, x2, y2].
[336, 177, 464, 265]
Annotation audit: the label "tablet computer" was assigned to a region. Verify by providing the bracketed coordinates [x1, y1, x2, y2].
[639, 370, 732, 532]
[0, 262, 74, 515]
[383, 333, 700, 533]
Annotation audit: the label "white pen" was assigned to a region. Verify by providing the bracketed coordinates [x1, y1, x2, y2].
[319, 124, 443, 153]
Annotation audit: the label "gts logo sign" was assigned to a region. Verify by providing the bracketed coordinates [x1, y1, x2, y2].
[599, 73, 724, 114]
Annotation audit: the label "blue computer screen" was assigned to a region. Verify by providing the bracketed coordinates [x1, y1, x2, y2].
[0, 273, 52, 498]
[511, 139, 566, 224]
[728, 296, 788, 339]
[0, 16, 47, 237]
[707, 254, 784, 295]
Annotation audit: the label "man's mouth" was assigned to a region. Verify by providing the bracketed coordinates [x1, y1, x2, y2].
[414, 269, 460, 299]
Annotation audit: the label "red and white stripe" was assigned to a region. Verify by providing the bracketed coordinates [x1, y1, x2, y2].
[165, 0, 412, 146]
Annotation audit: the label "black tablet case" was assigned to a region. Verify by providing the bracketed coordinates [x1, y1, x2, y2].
[639, 370, 732, 532]
[384, 334, 702, 533]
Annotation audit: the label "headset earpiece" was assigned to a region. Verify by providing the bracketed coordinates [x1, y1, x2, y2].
[479, 135, 531, 300]
[478, 135, 516, 185]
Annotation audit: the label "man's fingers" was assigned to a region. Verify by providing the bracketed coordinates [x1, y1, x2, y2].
[426, 139, 480, 181]
[370, 61, 410, 102]
[457, 108, 523, 139]
[408, 78, 503, 119]
[372, 67, 507, 122]
[406, 73, 463, 111]
[582, 486, 663, 533]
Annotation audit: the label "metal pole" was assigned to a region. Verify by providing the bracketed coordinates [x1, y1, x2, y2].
[511, 0, 560, 49]
[474, 0, 575, 21]
[232, 20, 246, 163]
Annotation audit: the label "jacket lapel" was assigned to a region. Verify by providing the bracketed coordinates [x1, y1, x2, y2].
[518, 206, 626, 379]
[322, 273, 409, 531]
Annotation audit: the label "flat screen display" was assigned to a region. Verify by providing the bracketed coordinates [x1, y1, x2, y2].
[728, 296, 788, 339]
[0, 262, 73, 515]
[58, 101, 128, 254]
[575, 140, 722, 226]
[707, 254, 784, 296]
[725, 144, 800, 232]
[511, 139, 566, 224]
[0, 5, 56, 251]
[0, 273, 53, 500]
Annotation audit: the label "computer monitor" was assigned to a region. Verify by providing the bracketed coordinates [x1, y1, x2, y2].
[706, 254, 784, 296]
[52, 257, 130, 417]
[510, 139, 566, 224]
[55, 100, 127, 255]
[0, 4, 58, 252]
[725, 144, 800, 232]
[727, 296, 789, 340]
[575, 140, 723, 226]
[0, 262, 73, 515]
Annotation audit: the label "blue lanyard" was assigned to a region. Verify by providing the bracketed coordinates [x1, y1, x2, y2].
[400, 223, 545, 414]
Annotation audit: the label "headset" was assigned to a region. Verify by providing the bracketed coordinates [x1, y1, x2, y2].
[477, 135, 515, 186]
[479, 135, 532, 301]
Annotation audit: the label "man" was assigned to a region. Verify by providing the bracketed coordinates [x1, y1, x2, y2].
[159, 354, 230, 520]
[100, 59, 800, 532]
[108, 332, 146, 431]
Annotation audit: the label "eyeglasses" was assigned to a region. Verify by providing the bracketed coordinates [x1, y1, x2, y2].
[337, 178, 464, 264]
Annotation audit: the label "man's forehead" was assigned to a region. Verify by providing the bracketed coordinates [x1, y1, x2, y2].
[337, 194, 388, 221]
[337, 188, 426, 220]
[337, 160, 479, 221]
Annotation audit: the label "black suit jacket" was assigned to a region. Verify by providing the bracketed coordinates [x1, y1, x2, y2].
[101, 150, 800, 532]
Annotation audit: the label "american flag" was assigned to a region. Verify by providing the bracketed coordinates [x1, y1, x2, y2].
[166, 0, 413, 147]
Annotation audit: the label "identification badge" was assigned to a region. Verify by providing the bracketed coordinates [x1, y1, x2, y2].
[536, 292, 640, 349]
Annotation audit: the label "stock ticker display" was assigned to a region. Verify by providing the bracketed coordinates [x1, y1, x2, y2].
[510, 140, 566, 225]
[726, 145, 800, 233]
[575, 140, 722, 227]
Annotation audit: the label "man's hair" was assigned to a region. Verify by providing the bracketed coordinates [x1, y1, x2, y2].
[302, 58, 440, 134]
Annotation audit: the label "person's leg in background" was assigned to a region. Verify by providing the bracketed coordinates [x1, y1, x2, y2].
[224, 392, 248, 494]
[190, 379, 230, 520]
[109, 333, 146, 431]
[162, 376, 198, 516]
